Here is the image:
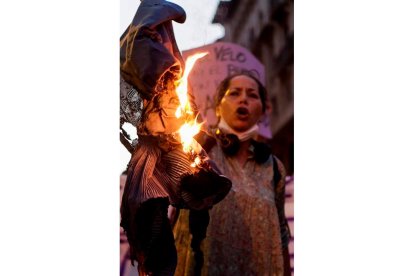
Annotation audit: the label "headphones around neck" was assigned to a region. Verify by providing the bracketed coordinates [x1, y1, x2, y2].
[214, 128, 271, 164]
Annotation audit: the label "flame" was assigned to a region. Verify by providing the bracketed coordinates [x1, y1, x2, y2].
[190, 156, 202, 168]
[175, 52, 208, 119]
[174, 52, 208, 154]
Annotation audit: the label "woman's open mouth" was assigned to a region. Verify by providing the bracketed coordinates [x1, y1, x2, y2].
[236, 107, 249, 119]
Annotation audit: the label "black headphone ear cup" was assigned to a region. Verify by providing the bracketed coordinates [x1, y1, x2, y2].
[251, 140, 272, 164]
[217, 133, 240, 156]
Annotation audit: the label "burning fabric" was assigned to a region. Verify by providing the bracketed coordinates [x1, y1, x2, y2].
[119, 0, 232, 275]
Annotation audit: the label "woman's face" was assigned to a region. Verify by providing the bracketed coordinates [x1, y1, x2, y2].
[216, 75, 263, 132]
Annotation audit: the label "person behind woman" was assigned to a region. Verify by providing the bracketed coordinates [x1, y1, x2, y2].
[174, 72, 291, 276]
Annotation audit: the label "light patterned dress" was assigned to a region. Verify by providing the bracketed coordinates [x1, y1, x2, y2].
[174, 144, 286, 276]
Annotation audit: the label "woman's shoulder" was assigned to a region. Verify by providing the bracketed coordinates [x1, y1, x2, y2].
[272, 155, 285, 170]
[271, 155, 286, 185]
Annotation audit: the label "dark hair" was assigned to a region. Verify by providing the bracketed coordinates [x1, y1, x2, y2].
[214, 72, 267, 113]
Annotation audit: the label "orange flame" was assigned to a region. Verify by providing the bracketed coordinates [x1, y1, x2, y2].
[175, 52, 208, 153]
